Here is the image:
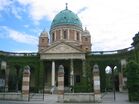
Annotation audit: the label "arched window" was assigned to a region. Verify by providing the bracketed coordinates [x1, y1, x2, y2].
[85, 37, 88, 41]
[76, 32, 79, 40]
[63, 30, 67, 39]
[42, 38, 44, 43]
[86, 47, 88, 51]
[52, 33, 55, 41]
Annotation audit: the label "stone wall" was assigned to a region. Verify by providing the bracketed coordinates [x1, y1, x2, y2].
[64, 93, 95, 103]
[0, 93, 22, 100]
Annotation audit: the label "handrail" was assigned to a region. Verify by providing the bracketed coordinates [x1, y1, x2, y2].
[88, 47, 134, 55]
[0, 51, 38, 56]
[0, 46, 135, 56]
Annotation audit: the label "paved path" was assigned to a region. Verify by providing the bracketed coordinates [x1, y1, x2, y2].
[102, 92, 138, 104]
[0, 92, 138, 104]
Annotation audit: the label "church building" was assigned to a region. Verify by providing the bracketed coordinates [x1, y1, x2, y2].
[38, 4, 91, 89]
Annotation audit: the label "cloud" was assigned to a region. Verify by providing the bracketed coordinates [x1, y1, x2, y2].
[1, 0, 139, 51]
[0, 0, 11, 11]
[77, 7, 88, 14]
[1, 26, 38, 45]
[17, 0, 89, 21]
[11, 5, 23, 19]
[0, 0, 24, 19]
[16, 0, 139, 51]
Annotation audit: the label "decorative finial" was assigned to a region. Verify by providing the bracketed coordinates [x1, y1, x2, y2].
[66, 3, 68, 10]
[85, 27, 87, 30]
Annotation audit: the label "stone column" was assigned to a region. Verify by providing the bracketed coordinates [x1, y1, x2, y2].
[52, 61, 55, 86]
[54, 30, 56, 41]
[1, 61, 9, 92]
[119, 59, 126, 92]
[60, 29, 62, 39]
[82, 60, 86, 77]
[74, 30, 76, 40]
[67, 29, 70, 40]
[93, 64, 101, 102]
[79, 32, 82, 42]
[70, 59, 74, 87]
[119, 72, 123, 92]
[22, 65, 30, 101]
[57, 65, 64, 102]
[5, 67, 9, 92]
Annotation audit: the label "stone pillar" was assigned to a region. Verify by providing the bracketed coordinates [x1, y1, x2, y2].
[57, 65, 64, 102]
[119, 72, 123, 92]
[79, 32, 82, 42]
[70, 59, 74, 87]
[82, 60, 86, 77]
[22, 65, 30, 101]
[5, 67, 9, 92]
[60, 29, 62, 39]
[54, 30, 56, 41]
[67, 29, 70, 40]
[1, 61, 9, 92]
[52, 61, 55, 86]
[93, 64, 101, 102]
[119, 59, 126, 92]
[74, 30, 76, 40]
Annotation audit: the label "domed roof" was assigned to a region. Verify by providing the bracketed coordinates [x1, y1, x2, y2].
[50, 7, 82, 30]
[40, 31, 48, 37]
[82, 27, 90, 36]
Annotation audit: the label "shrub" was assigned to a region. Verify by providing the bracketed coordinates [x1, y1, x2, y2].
[127, 61, 139, 102]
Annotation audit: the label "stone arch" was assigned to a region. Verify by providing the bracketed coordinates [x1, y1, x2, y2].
[8, 64, 22, 92]
[87, 55, 121, 92]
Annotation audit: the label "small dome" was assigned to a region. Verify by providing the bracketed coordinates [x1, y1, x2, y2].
[50, 8, 82, 30]
[83, 27, 90, 36]
[40, 31, 48, 37]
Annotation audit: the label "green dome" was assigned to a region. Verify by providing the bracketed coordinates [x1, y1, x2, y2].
[50, 9, 82, 29]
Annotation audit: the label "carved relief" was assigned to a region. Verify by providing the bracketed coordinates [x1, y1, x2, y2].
[44, 43, 82, 53]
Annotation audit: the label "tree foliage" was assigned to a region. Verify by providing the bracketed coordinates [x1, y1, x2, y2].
[127, 61, 139, 102]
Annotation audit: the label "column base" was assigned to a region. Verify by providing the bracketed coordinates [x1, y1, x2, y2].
[94, 94, 102, 103]
[57, 95, 64, 103]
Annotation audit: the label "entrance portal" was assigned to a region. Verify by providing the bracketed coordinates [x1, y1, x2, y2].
[64, 66, 69, 87]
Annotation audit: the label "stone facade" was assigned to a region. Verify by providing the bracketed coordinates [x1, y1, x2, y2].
[38, 6, 90, 89]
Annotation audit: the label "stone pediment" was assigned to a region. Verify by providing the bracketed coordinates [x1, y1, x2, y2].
[42, 42, 83, 54]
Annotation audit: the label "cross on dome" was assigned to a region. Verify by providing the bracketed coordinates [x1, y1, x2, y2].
[66, 3, 68, 10]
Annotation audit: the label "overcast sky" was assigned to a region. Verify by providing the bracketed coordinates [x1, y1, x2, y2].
[0, 0, 139, 52]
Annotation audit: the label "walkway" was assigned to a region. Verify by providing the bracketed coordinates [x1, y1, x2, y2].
[102, 92, 138, 104]
[0, 92, 138, 104]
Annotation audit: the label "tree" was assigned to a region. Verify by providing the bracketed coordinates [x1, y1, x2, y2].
[127, 61, 139, 102]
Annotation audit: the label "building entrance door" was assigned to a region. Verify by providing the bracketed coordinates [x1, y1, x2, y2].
[64, 66, 69, 87]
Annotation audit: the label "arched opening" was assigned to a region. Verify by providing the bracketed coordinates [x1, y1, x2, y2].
[105, 66, 112, 91]
[105, 65, 119, 92]
[63, 30, 67, 39]
[113, 66, 119, 91]
[29, 65, 37, 93]
[52, 32, 55, 42]
[64, 65, 69, 87]
[76, 32, 79, 40]
[8, 65, 22, 92]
